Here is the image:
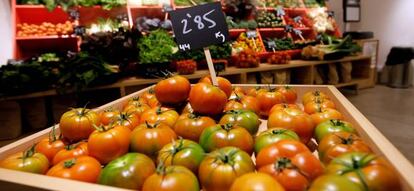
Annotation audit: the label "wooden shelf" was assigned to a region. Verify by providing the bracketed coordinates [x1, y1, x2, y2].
[16, 35, 77, 40]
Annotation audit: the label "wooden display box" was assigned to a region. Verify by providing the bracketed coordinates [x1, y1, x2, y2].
[0, 85, 413, 190]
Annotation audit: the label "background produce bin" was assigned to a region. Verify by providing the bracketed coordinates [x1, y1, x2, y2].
[0, 85, 413, 191]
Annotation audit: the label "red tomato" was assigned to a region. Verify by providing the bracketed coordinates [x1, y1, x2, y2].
[198, 147, 255, 191]
[87, 124, 131, 164]
[302, 90, 330, 104]
[113, 111, 140, 130]
[246, 87, 266, 97]
[0, 146, 49, 174]
[142, 165, 199, 191]
[122, 102, 151, 120]
[224, 95, 260, 114]
[35, 126, 65, 164]
[268, 108, 315, 143]
[269, 103, 301, 114]
[257, 89, 285, 117]
[230, 172, 285, 191]
[189, 83, 227, 116]
[155, 75, 191, 105]
[318, 132, 371, 164]
[277, 86, 297, 104]
[199, 76, 232, 98]
[52, 142, 88, 165]
[139, 88, 160, 108]
[59, 108, 100, 142]
[173, 113, 216, 142]
[47, 156, 101, 183]
[257, 140, 324, 191]
[130, 122, 177, 159]
[139, 107, 179, 127]
[99, 108, 120, 125]
[310, 108, 343, 125]
[304, 98, 336, 115]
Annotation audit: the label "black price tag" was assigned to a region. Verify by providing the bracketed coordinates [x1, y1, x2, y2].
[284, 25, 293, 33]
[246, 30, 257, 38]
[267, 40, 276, 49]
[327, 11, 335, 18]
[170, 2, 229, 51]
[74, 26, 86, 36]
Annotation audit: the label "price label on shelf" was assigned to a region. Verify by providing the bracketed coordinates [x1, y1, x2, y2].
[284, 25, 293, 33]
[170, 2, 229, 51]
[162, 4, 173, 12]
[276, 6, 285, 17]
[293, 16, 302, 24]
[246, 30, 257, 38]
[267, 41, 276, 49]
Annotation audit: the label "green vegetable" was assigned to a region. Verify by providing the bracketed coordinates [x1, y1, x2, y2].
[137, 30, 176, 64]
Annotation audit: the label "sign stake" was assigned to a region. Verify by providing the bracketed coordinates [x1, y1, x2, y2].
[203, 47, 219, 86]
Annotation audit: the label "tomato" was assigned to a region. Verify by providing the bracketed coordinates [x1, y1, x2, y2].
[98, 153, 156, 189]
[230, 86, 246, 99]
[52, 142, 88, 165]
[173, 113, 216, 142]
[277, 86, 297, 104]
[257, 89, 285, 116]
[123, 96, 147, 110]
[318, 132, 371, 164]
[199, 124, 254, 154]
[157, 139, 205, 174]
[139, 107, 179, 127]
[267, 108, 314, 143]
[224, 95, 260, 114]
[256, 140, 324, 191]
[198, 147, 255, 191]
[311, 108, 343, 125]
[35, 126, 65, 164]
[99, 108, 120, 125]
[130, 122, 177, 159]
[155, 75, 191, 105]
[189, 83, 227, 116]
[246, 87, 266, 97]
[181, 102, 193, 114]
[304, 98, 336, 115]
[302, 90, 329, 104]
[269, 103, 300, 115]
[140, 87, 156, 102]
[314, 119, 355, 143]
[230, 172, 285, 191]
[113, 111, 140, 130]
[199, 76, 232, 98]
[87, 124, 131, 164]
[219, 110, 261, 135]
[59, 108, 100, 142]
[309, 175, 363, 191]
[47, 156, 101, 183]
[142, 165, 199, 191]
[326, 152, 401, 191]
[254, 128, 300, 154]
[123, 102, 150, 120]
[0, 146, 49, 174]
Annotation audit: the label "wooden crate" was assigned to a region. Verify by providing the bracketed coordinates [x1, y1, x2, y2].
[0, 85, 413, 191]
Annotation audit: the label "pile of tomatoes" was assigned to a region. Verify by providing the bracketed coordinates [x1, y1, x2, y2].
[0, 75, 401, 191]
[16, 21, 74, 37]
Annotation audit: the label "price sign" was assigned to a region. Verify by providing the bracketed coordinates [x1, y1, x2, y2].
[170, 2, 229, 51]
[327, 11, 335, 18]
[293, 16, 302, 24]
[276, 6, 285, 17]
[267, 40, 276, 49]
[162, 4, 173, 12]
[246, 30, 257, 38]
[284, 25, 293, 33]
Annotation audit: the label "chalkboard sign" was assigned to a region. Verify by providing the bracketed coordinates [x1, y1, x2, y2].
[170, 2, 229, 51]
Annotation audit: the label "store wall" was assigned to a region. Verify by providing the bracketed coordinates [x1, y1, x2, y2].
[0, 0, 12, 65]
[328, 0, 414, 70]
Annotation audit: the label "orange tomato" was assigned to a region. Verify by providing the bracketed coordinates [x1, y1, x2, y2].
[304, 98, 336, 115]
[269, 103, 301, 115]
[139, 107, 179, 127]
[155, 75, 191, 105]
[123, 102, 151, 120]
[47, 156, 101, 183]
[0, 146, 49, 174]
[199, 76, 232, 98]
[35, 126, 65, 164]
[52, 142, 88, 165]
[277, 86, 297, 104]
[189, 83, 227, 116]
[173, 113, 216, 142]
[224, 95, 260, 114]
[87, 124, 131, 164]
[99, 108, 120, 125]
[257, 89, 286, 117]
[113, 111, 140, 130]
[59, 108, 100, 142]
[302, 90, 330, 104]
[310, 108, 343, 125]
[230, 172, 285, 191]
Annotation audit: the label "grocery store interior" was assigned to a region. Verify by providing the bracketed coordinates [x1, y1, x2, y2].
[0, 0, 413, 190]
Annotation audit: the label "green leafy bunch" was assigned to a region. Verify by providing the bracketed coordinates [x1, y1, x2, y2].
[137, 30, 177, 64]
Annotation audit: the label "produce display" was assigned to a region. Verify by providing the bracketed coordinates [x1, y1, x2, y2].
[263, 37, 296, 51]
[266, 52, 291, 65]
[17, 0, 127, 11]
[256, 11, 284, 28]
[232, 32, 264, 53]
[233, 50, 261, 68]
[174, 0, 216, 6]
[0, 76, 404, 190]
[17, 21, 73, 37]
[284, 15, 313, 28]
[226, 17, 258, 29]
[302, 35, 361, 60]
[308, 8, 336, 33]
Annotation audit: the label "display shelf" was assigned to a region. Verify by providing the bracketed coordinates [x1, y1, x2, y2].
[15, 35, 78, 40]
[0, 85, 413, 191]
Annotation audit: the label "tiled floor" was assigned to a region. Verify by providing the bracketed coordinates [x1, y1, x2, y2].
[1, 85, 413, 164]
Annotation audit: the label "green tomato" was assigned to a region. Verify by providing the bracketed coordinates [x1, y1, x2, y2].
[157, 139, 205, 174]
[219, 110, 261, 135]
[254, 128, 300, 154]
[0, 147, 49, 174]
[309, 175, 364, 191]
[314, 119, 355, 142]
[98, 153, 155, 190]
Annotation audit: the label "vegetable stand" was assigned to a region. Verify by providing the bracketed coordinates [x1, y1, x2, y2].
[0, 84, 413, 190]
